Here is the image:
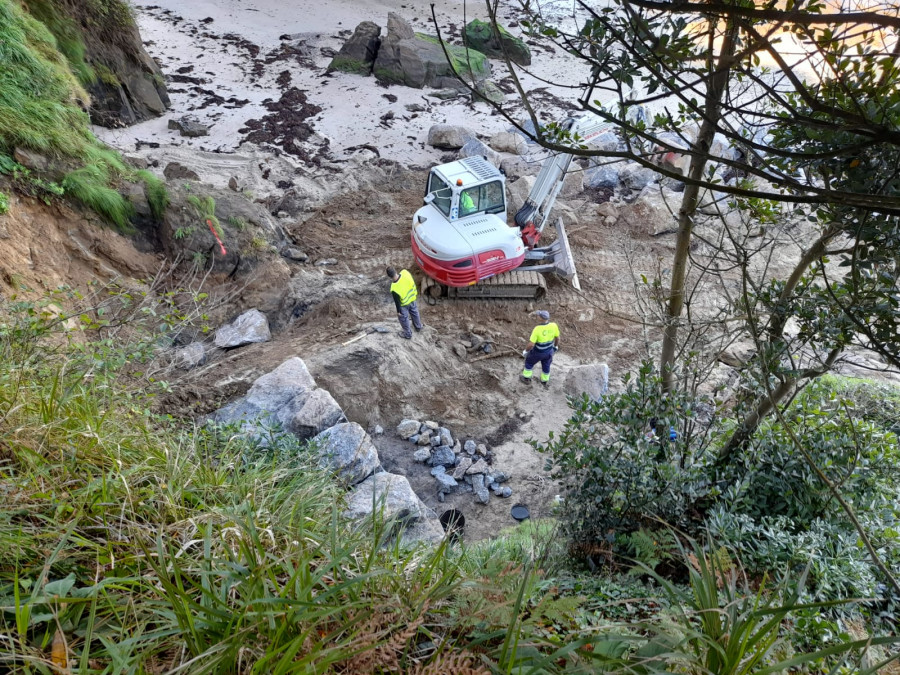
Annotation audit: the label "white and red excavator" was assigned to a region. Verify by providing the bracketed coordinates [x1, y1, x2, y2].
[411, 115, 609, 300]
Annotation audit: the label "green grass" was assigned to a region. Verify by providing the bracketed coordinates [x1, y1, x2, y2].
[20, 0, 96, 85]
[0, 295, 892, 672]
[136, 169, 169, 221]
[0, 0, 158, 230]
[62, 165, 134, 231]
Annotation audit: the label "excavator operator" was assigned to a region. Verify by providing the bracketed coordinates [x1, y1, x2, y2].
[521, 310, 560, 388]
[459, 188, 477, 216]
[387, 266, 424, 340]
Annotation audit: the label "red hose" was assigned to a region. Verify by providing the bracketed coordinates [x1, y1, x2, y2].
[207, 219, 227, 255]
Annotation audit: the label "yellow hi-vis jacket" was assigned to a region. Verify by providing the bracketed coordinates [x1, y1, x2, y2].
[529, 322, 560, 352]
[391, 269, 418, 308]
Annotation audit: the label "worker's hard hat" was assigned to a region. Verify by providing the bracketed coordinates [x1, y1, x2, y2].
[536, 310, 550, 320]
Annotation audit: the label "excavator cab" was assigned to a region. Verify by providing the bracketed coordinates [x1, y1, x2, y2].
[422, 159, 507, 223]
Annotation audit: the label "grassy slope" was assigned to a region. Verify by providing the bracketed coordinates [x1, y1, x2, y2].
[0, 0, 163, 229]
[1, 296, 890, 672]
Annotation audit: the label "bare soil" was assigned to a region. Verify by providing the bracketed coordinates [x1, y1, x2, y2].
[158, 162, 668, 542]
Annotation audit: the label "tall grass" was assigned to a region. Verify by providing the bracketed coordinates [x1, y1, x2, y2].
[0, 0, 158, 229]
[1, 294, 893, 673]
[137, 169, 170, 221]
[62, 165, 134, 230]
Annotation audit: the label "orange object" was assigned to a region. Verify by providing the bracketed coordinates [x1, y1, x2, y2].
[207, 219, 227, 255]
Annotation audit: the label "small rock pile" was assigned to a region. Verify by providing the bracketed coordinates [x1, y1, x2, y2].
[396, 419, 512, 505]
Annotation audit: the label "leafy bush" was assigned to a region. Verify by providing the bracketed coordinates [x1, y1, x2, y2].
[712, 377, 900, 601]
[0, 190, 8, 215]
[536, 360, 717, 554]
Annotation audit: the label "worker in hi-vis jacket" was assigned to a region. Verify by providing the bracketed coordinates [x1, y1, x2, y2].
[521, 310, 560, 388]
[387, 267, 424, 339]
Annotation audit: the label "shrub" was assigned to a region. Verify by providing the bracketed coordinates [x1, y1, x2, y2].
[536, 360, 717, 554]
[0, 190, 8, 215]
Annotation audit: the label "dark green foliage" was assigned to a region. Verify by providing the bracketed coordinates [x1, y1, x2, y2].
[537, 360, 717, 549]
[63, 165, 134, 231]
[710, 377, 900, 601]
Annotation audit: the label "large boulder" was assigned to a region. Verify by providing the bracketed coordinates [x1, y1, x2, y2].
[344, 472, 429, 523]
[489, 131, 527, 155]
[618, 185, 680, 236]
[374, 13, 490, 89]
[215, 309, 272, 348]
[463, 19, 531, 66]
[458, 138, 501, 165]
[585, 164, 621, 189]
[620, 163, 659, 192]
[427, 124, 475, 150]
[213, 357, 316, 425]
[564, 363, 610, 400]
[285, 388, 346, 439]
[314, 422, 380, 485]
[399, 517, 446, 546]
[328, 21, 382, 75]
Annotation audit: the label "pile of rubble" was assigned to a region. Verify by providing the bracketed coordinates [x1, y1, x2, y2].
[396, 419, 512, 505]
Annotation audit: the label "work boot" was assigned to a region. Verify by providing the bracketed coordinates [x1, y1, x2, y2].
[414, 324, 424, 332]
[541, 379, 550, 389]
[399, 331, 412, 340]
[520, 374, 532, 385]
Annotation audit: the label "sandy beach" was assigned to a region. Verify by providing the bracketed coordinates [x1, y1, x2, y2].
[96, 0, 594, 178]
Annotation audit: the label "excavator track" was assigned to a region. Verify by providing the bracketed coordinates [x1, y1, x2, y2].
[421, 270, 547, 304]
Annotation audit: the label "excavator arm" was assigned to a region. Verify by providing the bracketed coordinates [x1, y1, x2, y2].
[512, 115, 612, 291]
[513, 115, 613, 237]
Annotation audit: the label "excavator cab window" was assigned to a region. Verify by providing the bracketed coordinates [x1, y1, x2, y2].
[459, 181, 504, 217]
[427, 172, 452, 216]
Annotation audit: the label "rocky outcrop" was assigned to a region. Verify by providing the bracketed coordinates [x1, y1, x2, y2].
[374, 13, 490, 89]
[15, 0, 168, 128]
[463, 19, 531, 66]
[209, 358, 443, 546]
[328, 21, 382, 75]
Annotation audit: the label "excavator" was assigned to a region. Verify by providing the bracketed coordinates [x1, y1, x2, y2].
[411, 115, 610, 300]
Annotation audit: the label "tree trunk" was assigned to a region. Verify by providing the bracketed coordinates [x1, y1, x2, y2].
[660, 22, 739, 393]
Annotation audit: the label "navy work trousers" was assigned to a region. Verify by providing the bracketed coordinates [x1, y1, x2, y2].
[397, 300, 423, 337]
